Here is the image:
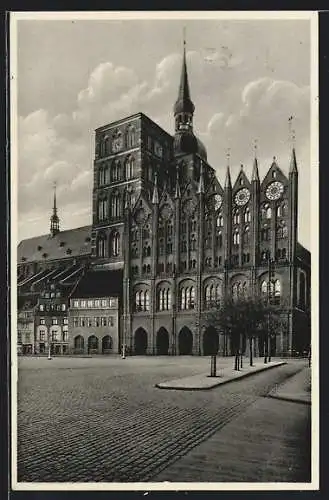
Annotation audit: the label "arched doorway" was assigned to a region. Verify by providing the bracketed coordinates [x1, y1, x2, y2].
[88, 335, 98, 354]
[134, 327, 148, 355]
[178, 327, 193, 355]
[102, 335, 113, 354]
[74, 335, 84, 354]
[156, 327, 169, 355]
[203, 327, 219, 355]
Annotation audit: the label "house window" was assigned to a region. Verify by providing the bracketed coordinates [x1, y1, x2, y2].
[39, 304, 44, 311]
[101, 317, 107, 327]
[63, 331, 68, 342]
[73, 300, 79, 308]
[80, 317, 86, 327]
[51, 331, 58, 341]
[40, 318, 45, 325]
[108, 316, 114, 326]
[125, 156, 135, 179]
[73, 317, 79, 327]
[63, 318, 68, 325]
[52, 318, 58, 325]
[61, 304, 66, 311]
[95, 300, 100, 308]
[39, 330, 45, 341]
[94, 317, 100, 327]
[101, 299, 108, 307]
[80, 300, 86, 308]
[87, 300, 93, 308]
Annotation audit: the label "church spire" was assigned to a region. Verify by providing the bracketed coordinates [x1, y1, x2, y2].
[289, 147, 298, 174]
[173, 31, 195, 132]
[50, 182, 60, 237]
[252, 140, 260, 181]
[224, 148, 232, 189]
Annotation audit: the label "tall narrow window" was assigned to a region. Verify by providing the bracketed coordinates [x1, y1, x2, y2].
[97, 234, 107, 257]
[125, 156, 135, 179]
[110, 232, 120, 257]
[111, 193, 121, 218]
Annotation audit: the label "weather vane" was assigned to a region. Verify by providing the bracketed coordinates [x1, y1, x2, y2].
[226, 147, 231, 166]
[288, 115, 296, 147]
[253, 139, 258, 158]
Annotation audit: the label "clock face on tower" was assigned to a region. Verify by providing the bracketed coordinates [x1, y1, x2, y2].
[266, 181, 284, 201]
[234, 188, 250, 206]
[213, 194, 223, 210]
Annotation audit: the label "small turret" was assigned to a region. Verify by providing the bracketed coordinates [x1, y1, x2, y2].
[50, 182, 60, 237]
[224, 165, 232, 189]
[152, 172, 159, 205]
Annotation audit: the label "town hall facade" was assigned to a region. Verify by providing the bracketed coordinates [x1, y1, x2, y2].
[17, 43, 311, 357]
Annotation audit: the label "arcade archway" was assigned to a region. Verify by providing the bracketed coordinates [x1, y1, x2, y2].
[156, 327, 169, 355]
[178, 327, 193, 355]
[134, 327, 148, 355]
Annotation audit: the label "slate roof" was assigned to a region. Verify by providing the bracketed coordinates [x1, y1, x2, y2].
[70, 269, 123, 299]
[17, 225, 92, 264]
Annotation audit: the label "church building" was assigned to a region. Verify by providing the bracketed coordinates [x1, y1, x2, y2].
[17, 41, 311, 357]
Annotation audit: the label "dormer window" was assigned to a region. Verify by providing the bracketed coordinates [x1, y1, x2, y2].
[59, 241, 65, 247]
[272, 171, 277, 179]
[42, 253, 48, 258]
[85, 237, 91, 242]
[21, 257, 26, 262]
[66, 248, 72, 255]
[37, 245, 42, 251]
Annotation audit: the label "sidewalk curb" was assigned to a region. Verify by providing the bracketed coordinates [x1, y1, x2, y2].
[155, 361, 287, 391]
[267, 393, 311, 405]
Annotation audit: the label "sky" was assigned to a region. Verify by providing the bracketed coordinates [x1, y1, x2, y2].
[15, 16, 312, 249]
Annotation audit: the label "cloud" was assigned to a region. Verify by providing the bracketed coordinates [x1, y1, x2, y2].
[17, 55, 311, 248]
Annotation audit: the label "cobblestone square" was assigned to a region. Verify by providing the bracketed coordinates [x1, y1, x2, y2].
[16, 356, 311, 483]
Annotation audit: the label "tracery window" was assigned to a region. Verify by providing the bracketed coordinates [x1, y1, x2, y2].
[158, 287, 172, 311]
[126, 126, 136, 148]
[233, 211, 240, 225]
[243, 226, 250, 245]
[204, 283, 221, 309]
[216, 215, 224, 227]
[135, 290, 150, 312]
[180, 285, 195, 310]
[216, 232, 223, 248]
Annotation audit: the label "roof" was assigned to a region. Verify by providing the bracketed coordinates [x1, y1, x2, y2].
[70, 269, 123, 299]
[17, 225, 92, 264]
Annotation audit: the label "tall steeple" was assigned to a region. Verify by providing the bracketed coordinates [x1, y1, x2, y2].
[252, 140, 260, 181]
[289, 147, 298, 174]
[173, 31, 195, 133]
[50, 182, 60, 237]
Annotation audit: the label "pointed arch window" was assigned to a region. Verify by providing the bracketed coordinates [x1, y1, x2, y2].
[233, 230, 240, 246]
[97, 234, 107, 258]
[98, 198, 107, 222]
[110, 193, 121, 218]
[190, 234, 197, 251]
[112, 160, 122, 182]
[126, 126, 136, 148]
[135, 289, 150, 312]
[244, 208, 251, 223]
[110, 231, 120, 257]
[98, 167, 105, 186]
[262, 203, 272, 219]
[216, 215, 224, 227]
[125, 156, 135, 179]
[276, 205, 282, 217]
[233, 211, 240, 225]
[158, 287, 172, 311]
[204, 283, 221, 309]
[180, 285, 195, 310]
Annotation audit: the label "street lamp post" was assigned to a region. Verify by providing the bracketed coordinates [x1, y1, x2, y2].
[47, 329, 52, 360]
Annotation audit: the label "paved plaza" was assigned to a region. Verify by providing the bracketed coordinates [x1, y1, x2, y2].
[16, 356, 311, 483]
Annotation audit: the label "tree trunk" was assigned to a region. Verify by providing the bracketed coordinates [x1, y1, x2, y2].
[249, 337, 253, 366]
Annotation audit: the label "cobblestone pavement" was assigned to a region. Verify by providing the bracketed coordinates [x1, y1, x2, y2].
[16, 356, 308, 482]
